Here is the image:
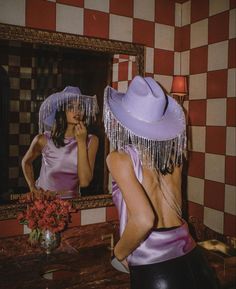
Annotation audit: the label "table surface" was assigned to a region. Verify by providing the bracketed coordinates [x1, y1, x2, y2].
[0, 222, 235, 289]
[0, 222, 129, 289]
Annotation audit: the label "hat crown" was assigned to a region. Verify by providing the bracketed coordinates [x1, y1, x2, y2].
[63, 86, 81, 95]
[39, 85, 98, 133]
[104, 76, 186, 171]
[122, 76, 166, 123]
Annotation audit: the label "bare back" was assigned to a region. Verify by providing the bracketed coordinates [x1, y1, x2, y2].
[141, 164, 183, 229]
[108, 147, 184, 231]
[107, 148, 186, 261]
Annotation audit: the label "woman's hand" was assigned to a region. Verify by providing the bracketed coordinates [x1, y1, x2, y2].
[121, 258, 129, 270]
[111, 251, 129, 273]
[29, 186, 45, 198]
[25, 188, 57, 200]
[114, 246, 129, 269]
[75, 121, 87, 143]
[113, 247, 129, 270]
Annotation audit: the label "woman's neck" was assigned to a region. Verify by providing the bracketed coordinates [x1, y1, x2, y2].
[64, 124, 75, 137]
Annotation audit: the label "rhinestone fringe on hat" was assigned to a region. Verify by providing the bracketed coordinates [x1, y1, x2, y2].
[103, 87, 187, 172]
[39, 92, 99, 133]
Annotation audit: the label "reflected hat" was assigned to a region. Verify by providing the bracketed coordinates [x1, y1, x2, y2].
[103, 76, 186, 171]
[39, 86, 99, 133]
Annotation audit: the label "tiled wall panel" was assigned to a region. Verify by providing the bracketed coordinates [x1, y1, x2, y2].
[0, 40, 62, 190]
[0, 206, 118, 238]
[0, 0, 235, 236]
[185, 1, 236, 236]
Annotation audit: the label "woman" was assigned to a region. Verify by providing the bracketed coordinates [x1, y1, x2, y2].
[103, 76, 219, 289]
[22, 86, 99, 199]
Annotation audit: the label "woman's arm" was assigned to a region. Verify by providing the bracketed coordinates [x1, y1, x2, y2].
[75, 122, 99, 187]
[21, 134, 46, 194]
[107, 151, 155, 261]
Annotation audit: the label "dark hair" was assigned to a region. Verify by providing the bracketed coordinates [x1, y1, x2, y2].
[158, 146, 183, 175]
[51, 107, 68, 148]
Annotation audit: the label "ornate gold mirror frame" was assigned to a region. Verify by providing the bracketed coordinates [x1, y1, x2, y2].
[0, 23, 144, 70]
[0, 23, 144, 220]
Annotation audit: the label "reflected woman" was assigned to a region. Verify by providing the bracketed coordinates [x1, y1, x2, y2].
[22, 86, 99, 199]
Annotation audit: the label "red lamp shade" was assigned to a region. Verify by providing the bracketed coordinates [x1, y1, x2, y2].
[170, 76, 188, 96]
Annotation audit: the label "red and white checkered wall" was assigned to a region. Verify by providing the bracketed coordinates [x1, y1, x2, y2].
[112, 54, 137, 91]
[0, 0, 235, 237]
[0, 40, 63, 189]
[171, 0, 235, 238]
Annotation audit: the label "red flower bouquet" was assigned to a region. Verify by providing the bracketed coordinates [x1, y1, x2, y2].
[18, 194, 75, 244]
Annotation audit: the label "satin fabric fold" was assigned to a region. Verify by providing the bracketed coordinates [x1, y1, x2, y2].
[36, 131, 92, 198]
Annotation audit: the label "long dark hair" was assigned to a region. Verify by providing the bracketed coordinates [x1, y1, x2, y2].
[51, 107, 68, 148]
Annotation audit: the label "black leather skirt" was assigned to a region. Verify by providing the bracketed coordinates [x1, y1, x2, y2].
[129, 246, 220, 289]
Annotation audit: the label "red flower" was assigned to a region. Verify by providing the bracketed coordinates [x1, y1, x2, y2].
[17, 194, 75, 236]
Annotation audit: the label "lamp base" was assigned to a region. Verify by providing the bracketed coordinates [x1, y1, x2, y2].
[172, 94, 186, 106]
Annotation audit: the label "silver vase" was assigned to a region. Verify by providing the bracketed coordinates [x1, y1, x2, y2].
[40, 230, 61, 254]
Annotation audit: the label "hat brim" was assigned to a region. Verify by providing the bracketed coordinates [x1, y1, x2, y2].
[39, 91, 97, 129]
[39, 91, 81, 126]
[106, 86, 186, 141]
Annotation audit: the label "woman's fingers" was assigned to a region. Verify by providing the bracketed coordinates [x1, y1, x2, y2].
[75, 121, 87, 141]
[76, 121, 86, 131]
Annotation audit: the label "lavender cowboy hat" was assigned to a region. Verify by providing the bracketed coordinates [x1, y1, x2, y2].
[39, 86, 99, 133]
[103, 76, 186, 170]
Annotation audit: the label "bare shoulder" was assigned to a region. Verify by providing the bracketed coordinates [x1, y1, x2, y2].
[106, 150, 132, 171]
[90, 134, 99, 145]
[32, 134, 47, 150]
[88, 134, 99, 151]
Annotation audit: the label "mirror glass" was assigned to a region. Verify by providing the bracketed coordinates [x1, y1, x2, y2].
[0, 40, 111, 202]
[0, 24, 144, 209]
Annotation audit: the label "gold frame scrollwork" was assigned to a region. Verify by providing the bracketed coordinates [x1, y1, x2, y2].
[0, 23, 144, 220]
[0, 194, 114, 221]
[0, 23, 144, 75]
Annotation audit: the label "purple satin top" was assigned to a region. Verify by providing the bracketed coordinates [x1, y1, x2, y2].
[36, 131, 92, 198]
[112, 145, 196, 266]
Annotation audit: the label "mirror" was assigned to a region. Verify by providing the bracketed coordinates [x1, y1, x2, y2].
[0, 23, 144, 218]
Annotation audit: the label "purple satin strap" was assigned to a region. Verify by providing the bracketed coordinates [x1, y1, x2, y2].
[112, 145, 196, 266]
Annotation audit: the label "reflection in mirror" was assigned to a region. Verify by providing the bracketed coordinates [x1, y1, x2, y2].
[0, 40, 113, 202]
[0, 24, 144, 212]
